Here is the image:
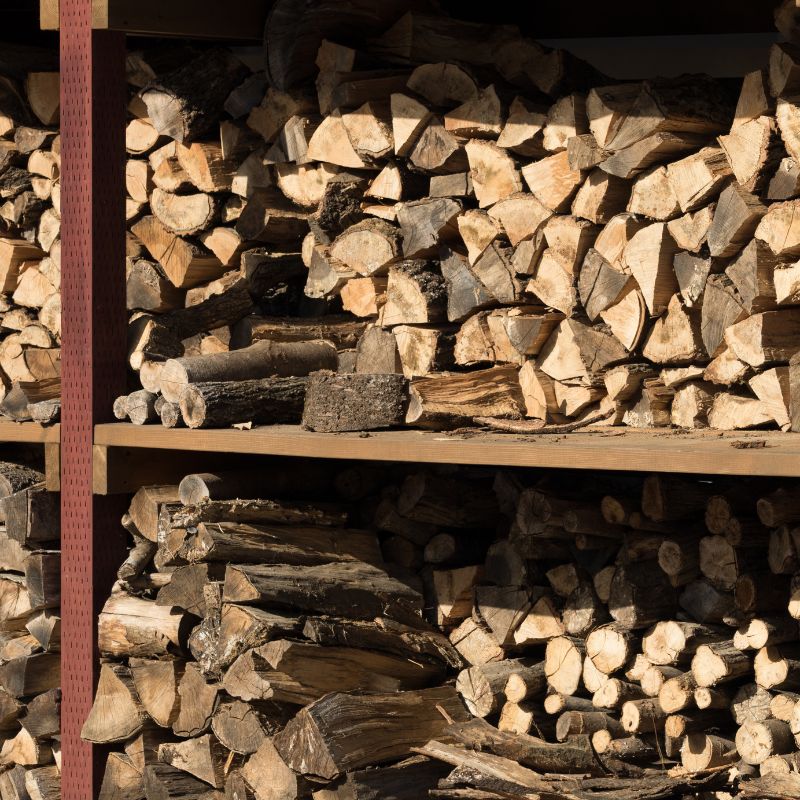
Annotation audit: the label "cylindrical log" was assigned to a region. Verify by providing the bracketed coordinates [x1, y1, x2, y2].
[457, 659, 539, 718]
[640, 664, 682, 698]
[680, 734, 737, 771]
[555, 711, 623, 742]
[691, 641, 752, 687]
[160, 340, 336, 402]
[736, 719, 795, 765]
[503, 663, 547, 704]
[658, 673, 698, 714]
[621, 699, 669, 733]
[179, 377, 307, 428]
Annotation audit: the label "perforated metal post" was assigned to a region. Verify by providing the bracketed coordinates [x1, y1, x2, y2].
[60, 4, 128, 796]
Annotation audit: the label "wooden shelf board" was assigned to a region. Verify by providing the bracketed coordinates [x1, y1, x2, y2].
[0, 421, 59, 444]
[94, 423, 800, 477]
[41, 0, 267, 39]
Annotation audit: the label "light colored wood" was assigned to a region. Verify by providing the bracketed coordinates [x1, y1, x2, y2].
[95, 423, 800, 479]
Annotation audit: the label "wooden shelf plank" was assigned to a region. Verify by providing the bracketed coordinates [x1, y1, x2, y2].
[0, 421, 59, 444]
[94, 423, 800, 478]
[41, 0, 267, 39]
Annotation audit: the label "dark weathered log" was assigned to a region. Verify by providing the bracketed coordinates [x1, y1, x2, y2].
[179, 377, 307, 428]
[223, 561, 423, 624]
[302, 371, 408, 432]
[273, 686, 469, 779]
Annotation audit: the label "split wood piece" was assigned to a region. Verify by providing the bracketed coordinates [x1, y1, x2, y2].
[302, 371, 408, 432]
[537, 318, 627, 385]
[158, 734, 229, 789]
[355, 326, 402, 374]
[407, 117, 468, 174]
[471, 243, 520, 305]
[666, 146, 732, 213]
[571, 168, 630, 224]
[81, 663, 146, 744]
[719, 115, 783, 194]
[395, 325, 456, 378]
[160, 339, 336, 403]
[601, 131, 707, 180]
[132, 216, 223, 289]
[567, 134, 608, 172]
[622, 222, 679, 315]
[171, 662, 219, 738]
[525, 248, 579, 316]
[627, 164, 680, 221]
[669, 205, 716, 256]
[143, 763, 219, 800]
[755, 199, 800, 261]
[180, 376, 308, 428]
[340, 276, 388, 319]
[407, 365, 524, 427]
[707, 183, 767, 259]
[304, 617, 461, 671]
[497, 97, 547, 157]
[641, 294, 704, 365]
[223, 560, 423, 624]
[273, 686, 468, 780]
[179, 521, 381, 567]
[126, 259, 185, 313]
[99, 591, 188, 658]
[578, 249, 630, 321]
[130, 660, 181, 729]
[490, 193, 552, 248]
[382, 260, 447, 326]
[585, 82, 641, 149]
[725, 309, 800, 367]
[521, 151, 583, 213]
[769, 156, 800, 201]
[233, 316, 366, 352]
[442, 715, 601, 775]
[455, 210, 501, 266]
[235, 188, 309, 244]
[396, 199, 461, 261]
[330, 219, 401, 278]
[606, 76, 733, 152]
[465, 140, 522, 208]
[701, 274, 749, 359]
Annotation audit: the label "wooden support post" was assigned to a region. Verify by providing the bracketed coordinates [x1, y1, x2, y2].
[60, 9, 128, 799]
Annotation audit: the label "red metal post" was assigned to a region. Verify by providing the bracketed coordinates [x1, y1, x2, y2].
[60, 4, 128, 797]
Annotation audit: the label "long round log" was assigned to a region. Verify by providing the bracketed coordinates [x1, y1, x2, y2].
[736, 719, 795, 765]
[680, 733, 737, 771]
[179, 377, 308, 428]
[160, 340, 336, 403]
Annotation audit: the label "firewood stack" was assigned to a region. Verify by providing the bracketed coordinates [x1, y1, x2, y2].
[0, 59, 61, 425]
[0, 462, 61, 799]
[115, 7, 800, 433]
[84, 465, 800, 799]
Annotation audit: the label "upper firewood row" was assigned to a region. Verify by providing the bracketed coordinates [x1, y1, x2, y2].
[101, 2, 800, 438]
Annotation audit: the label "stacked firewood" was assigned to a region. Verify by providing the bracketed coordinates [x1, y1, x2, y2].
[115, 8, 800, 433]
[85, 464, 800, 799]
[0, 56, 61, 425]
[0, 461, 61, 799]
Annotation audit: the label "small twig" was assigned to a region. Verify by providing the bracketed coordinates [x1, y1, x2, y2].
[474, 409, 614, 435]
[435, 703, 455, 724]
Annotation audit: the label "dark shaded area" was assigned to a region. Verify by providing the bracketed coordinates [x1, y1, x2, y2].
[440, 0, 782, 38]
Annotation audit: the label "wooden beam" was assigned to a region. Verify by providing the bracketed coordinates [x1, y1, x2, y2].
[94, 423, 800, 478]
[41, 0, 268, 39]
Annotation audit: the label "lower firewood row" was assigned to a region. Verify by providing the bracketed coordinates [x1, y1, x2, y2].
[0, 462, 61, 800]
[84, 465, 800, 799]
